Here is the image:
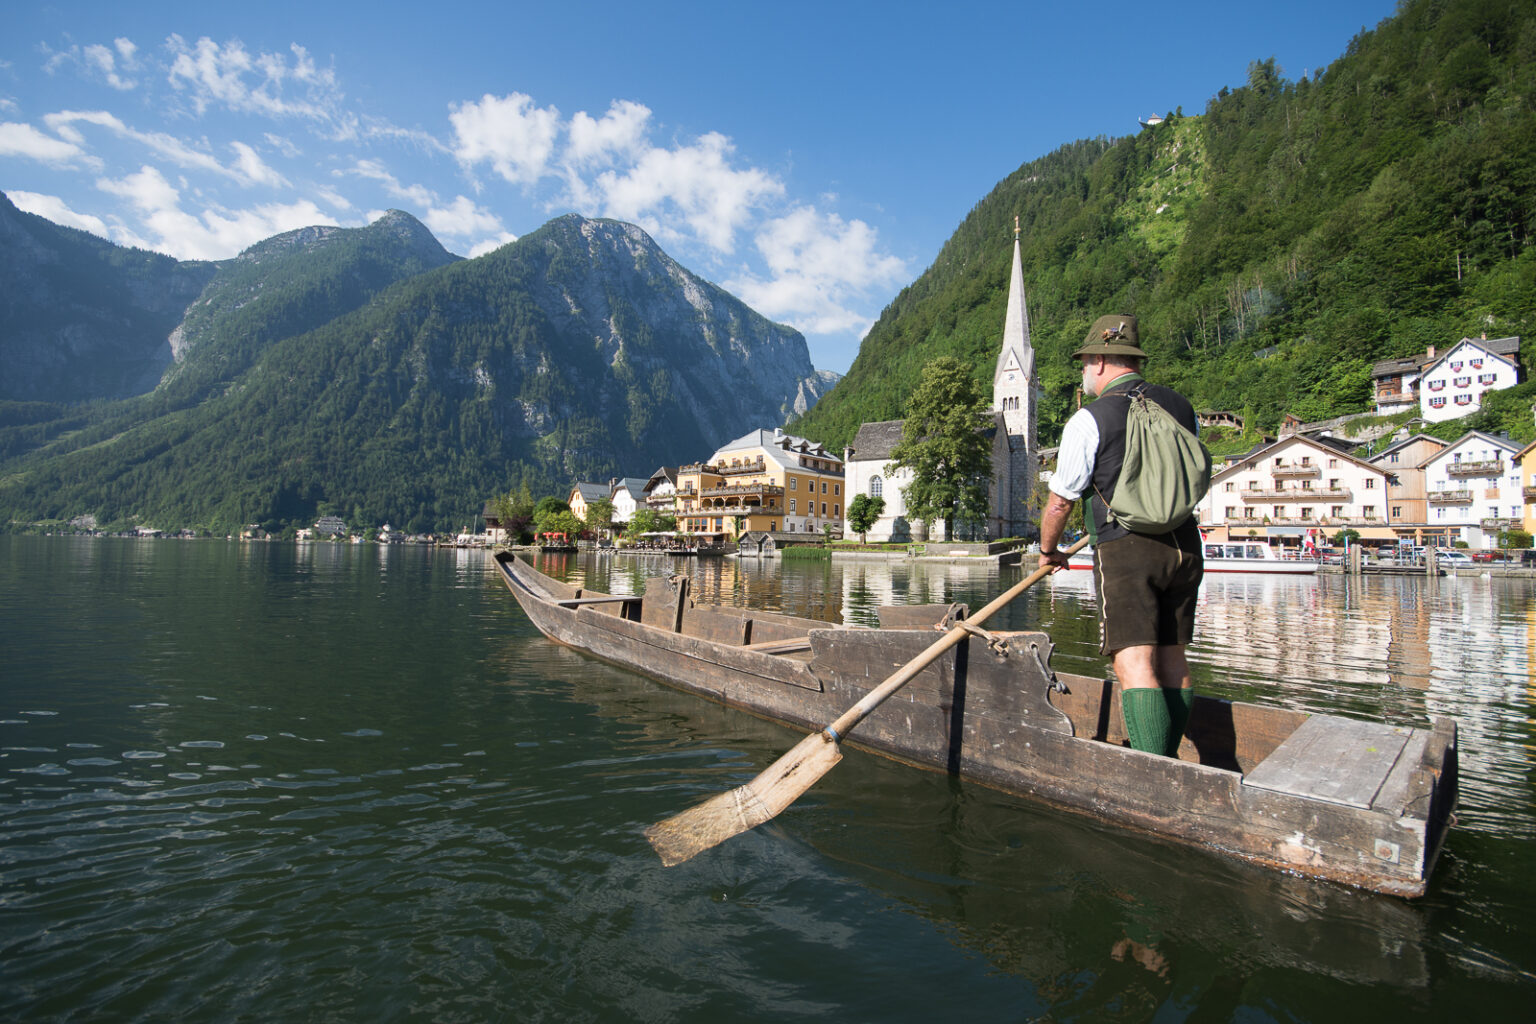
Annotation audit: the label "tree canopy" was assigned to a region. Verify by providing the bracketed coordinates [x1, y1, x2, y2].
[890, 357, 993, 538]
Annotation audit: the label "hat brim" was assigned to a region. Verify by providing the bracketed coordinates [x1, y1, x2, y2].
[1072, 342, 1147, 360]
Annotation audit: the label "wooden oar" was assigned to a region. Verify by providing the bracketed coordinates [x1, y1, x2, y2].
[645, 536, 1089, 866]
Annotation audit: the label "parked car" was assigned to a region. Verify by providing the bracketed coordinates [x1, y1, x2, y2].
[1435, 548, 1473, 565]
[1521, 550, 1536, 567]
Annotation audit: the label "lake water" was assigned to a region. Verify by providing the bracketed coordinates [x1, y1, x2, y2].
[2, 536, 1532, 1021]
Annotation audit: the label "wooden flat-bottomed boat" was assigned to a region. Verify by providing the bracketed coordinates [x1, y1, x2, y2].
[493, 551, 1456, 896]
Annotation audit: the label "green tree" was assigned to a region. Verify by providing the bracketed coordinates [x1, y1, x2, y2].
[539, 509, 584, 541]
[584, 497, 615, 539]
[890, 357, 993, 539]
[846, 493, 886, 543]
[533, 497, 573, 537]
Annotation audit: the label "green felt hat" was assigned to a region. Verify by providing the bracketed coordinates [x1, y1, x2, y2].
[1072, 314, 1146, 360]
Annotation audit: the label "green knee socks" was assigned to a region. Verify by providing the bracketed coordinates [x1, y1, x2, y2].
[1164, 687, 1195, 757]
[1123, 687, 1196, 757]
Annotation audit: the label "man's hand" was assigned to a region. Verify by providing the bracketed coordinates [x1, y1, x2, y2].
[1038, 548, 1071, 574]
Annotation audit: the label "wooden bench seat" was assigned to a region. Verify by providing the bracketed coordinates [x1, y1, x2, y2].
[1242, 715, 1414, 809]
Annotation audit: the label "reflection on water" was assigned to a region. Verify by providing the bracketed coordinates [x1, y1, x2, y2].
[3, 539, 1534, 1021]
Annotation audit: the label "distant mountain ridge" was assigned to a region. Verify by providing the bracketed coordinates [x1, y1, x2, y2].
[0, 192, 217, 402]
[0, 206, 837, 533]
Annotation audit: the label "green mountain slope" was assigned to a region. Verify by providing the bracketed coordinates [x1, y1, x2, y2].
[0, 215, 824, 534]
[794, 0, 1536, 451]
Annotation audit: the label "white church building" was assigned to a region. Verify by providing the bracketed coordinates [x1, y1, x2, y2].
[842, 224, 1038, 542]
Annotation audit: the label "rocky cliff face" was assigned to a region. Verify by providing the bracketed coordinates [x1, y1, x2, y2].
[512, 215, 828, 450]
[0, 192, 216, 402]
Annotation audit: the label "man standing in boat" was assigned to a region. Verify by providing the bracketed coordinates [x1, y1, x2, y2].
[1037, 314, 1203, 757]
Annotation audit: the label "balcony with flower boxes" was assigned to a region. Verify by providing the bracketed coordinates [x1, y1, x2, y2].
[1524, 486, 1536, 503]
[1240, 487, 1352, 500]
[1447, 460, 1505, 477]
[1481, 517, 1520, 531]
[1270, 463, 1321, 479]
[719, 458, 768, 476]
[700, 483, 785, 511]
[1428, 490, 1474, 504]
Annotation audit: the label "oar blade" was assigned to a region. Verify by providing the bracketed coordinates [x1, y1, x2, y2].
[645, 730, 843, 866]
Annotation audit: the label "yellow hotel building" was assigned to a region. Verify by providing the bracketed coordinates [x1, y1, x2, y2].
[1516, 439, 1536, 540]
[675, 428, 845, 540]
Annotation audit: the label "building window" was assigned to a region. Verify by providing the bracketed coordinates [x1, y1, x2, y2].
[834, 504, 840, 517]
[1364, 479, 1375, 489]
[1391, 506, 1402, 519]
[821, 503, 827, 516]
[833, 484, 840, 496]
[821, 482, 827, 494]
[1225, 482, 1235, 492]
[790, 477, 797, 490]
[1225, 507, 1237, 518]
[789, 499, 796, 513]
[870, 476, 883, 497]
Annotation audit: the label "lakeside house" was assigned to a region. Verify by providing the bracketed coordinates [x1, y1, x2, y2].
[642, 466, 678, 510]
[1197, 434, 1393, 550]
[673, 428, 845, 542]
[566, 481, 611, 522]
[1367, 434, 1448, 538]
[608, 477, 649, 525]
[1372, 334, 1522, 420]
[1421, 430, 1523, 549]
[1516, 439, 1536, 540]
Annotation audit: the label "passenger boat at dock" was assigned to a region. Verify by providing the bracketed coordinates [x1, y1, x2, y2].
[493, 551, 1456, 896]
[1068, 538, 1319, 575]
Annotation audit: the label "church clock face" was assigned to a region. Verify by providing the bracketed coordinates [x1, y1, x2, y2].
[1006, 372, 1017, 382]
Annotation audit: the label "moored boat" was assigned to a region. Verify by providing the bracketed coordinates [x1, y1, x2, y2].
[1067, 538, 1319, 575]
[492, 551, 1456, 896]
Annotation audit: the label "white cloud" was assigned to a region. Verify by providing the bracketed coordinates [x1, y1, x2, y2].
[566, 100, 650, 167]
[725, 207, 906, 336]
[591, 132, 783, 252]
[450, 92, 560, 188]
[0, 120, 92, 165]
[8, 190, 111, 237]
[346, 158, 432, 207]
[96, 164, 335, 260]
[467, 232, 517, 258]
[422, 195, 504, 240]
[164, 35, 341, 123]
[230, 141, 288, 187]
[83, 39, 139, 91]
[43, 109, 286, 187]
[263, 132, 301, 158]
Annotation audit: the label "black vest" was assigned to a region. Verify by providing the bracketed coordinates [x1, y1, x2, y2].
[1083, 374, 1201, 544]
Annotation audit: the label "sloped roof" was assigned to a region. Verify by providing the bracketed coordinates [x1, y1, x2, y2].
[643, 466, 678, 492]
[713, 428, 841, 468]
[611, 477, 648, 499]
[569, 481, 610, 503]
[1421, 429, 1522, 465]
[1368, 433, 1446, 466]
[847, 420, 906, 462]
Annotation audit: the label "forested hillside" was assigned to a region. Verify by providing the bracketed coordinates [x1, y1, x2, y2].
[0, 214, 825, 534]
[793, 0, 1536, 451]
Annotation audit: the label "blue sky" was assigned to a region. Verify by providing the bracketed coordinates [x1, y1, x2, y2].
[1, 0, 1399, 374]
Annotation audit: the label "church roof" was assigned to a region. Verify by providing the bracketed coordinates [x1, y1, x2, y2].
[847, 420, 905, 462]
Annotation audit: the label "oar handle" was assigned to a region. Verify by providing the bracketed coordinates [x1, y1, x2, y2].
[824, 536, 1088, 741]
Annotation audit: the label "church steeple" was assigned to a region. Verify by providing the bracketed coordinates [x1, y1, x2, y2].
[993, 216, 1035, 449]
